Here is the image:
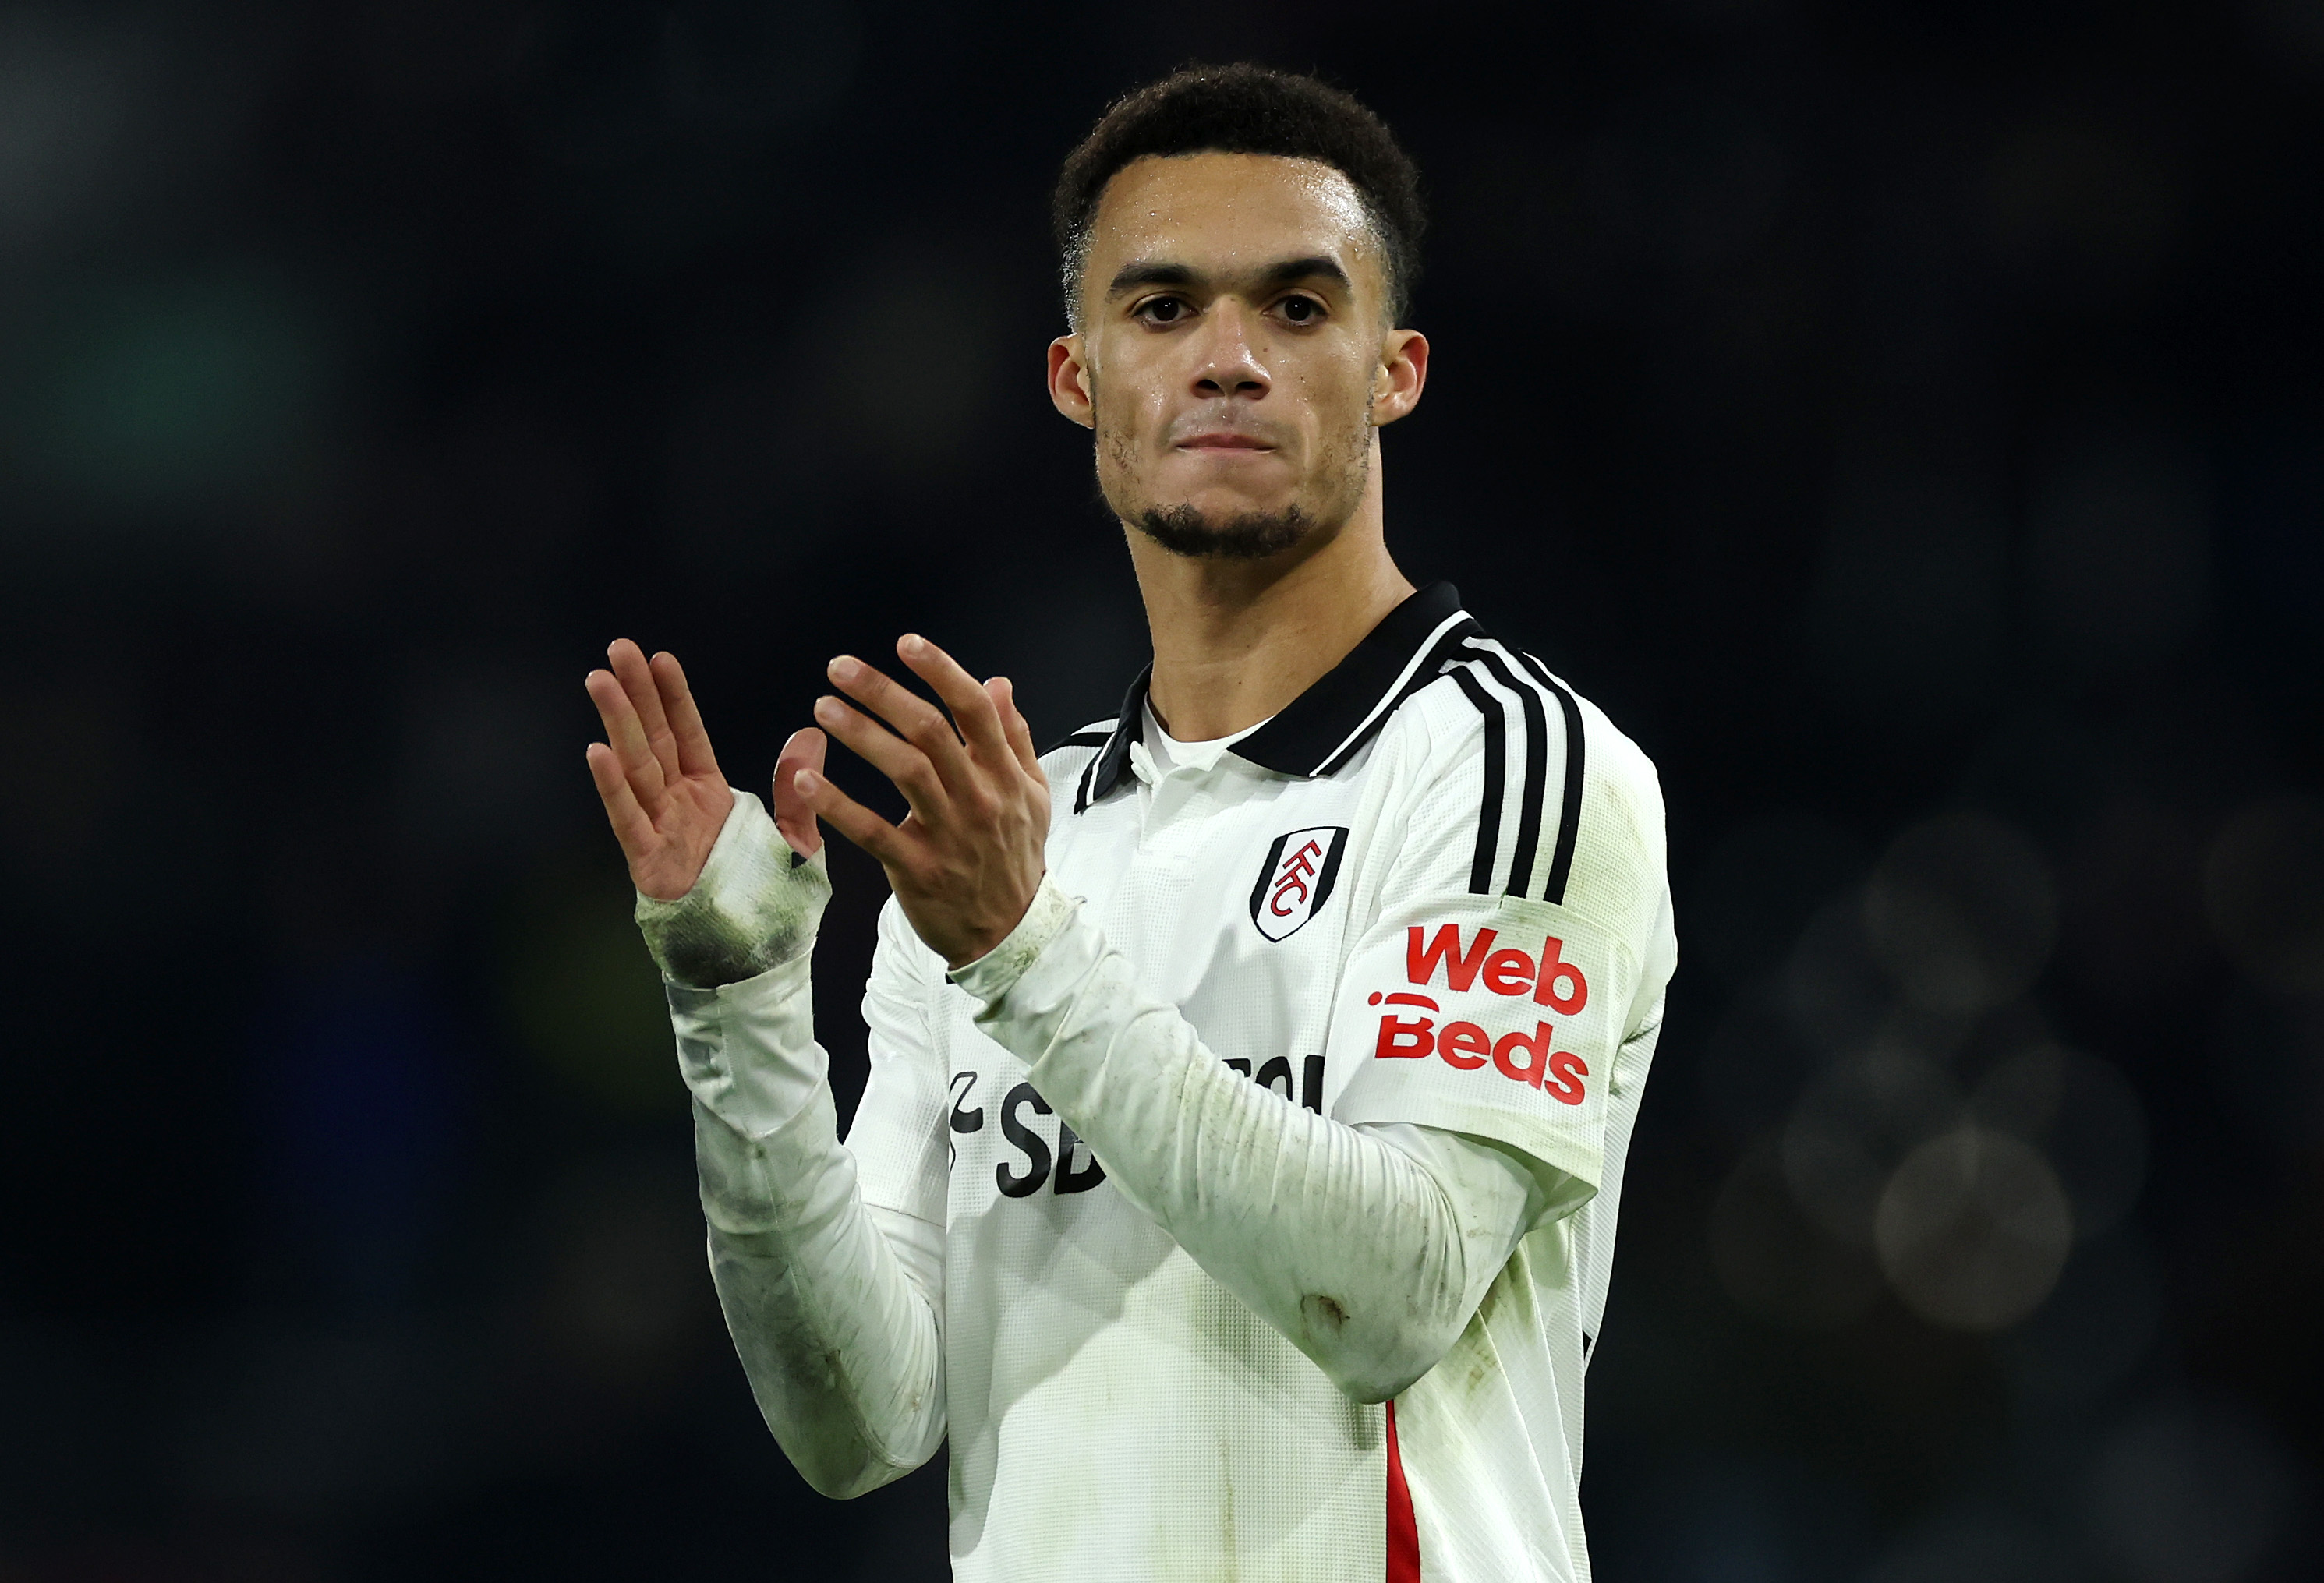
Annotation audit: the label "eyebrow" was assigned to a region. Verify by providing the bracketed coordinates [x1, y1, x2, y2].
[1104, 254, 1356, 301]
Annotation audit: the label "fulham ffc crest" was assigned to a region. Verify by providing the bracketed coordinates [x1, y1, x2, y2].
[1249, 826, 1350, 942]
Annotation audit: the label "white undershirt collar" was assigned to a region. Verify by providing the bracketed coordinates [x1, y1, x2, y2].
[1132, 700, 1272, 781]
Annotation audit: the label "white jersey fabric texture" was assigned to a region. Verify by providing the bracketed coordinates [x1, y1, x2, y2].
[673, 583, 1676, 1582]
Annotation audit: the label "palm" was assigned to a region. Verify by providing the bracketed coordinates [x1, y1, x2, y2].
[585, 640, 746, 901]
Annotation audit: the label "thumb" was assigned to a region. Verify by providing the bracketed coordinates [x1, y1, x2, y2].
[772, 727, 828, 857]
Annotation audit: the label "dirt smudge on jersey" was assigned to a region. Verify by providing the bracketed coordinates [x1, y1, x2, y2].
[1301, 1292, 1349, 1333]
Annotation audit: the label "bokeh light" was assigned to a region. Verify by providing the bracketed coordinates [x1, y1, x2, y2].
[1864, 814, 2057, 1017]
[1873, 1127, 2073, 1332]
[1711, 1142, 1884, 1331]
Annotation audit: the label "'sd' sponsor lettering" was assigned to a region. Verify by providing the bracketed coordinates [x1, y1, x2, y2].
[951, 1055, 1326, 1196]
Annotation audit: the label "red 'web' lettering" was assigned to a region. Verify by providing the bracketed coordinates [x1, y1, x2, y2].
[1406, 924, 1498, 991]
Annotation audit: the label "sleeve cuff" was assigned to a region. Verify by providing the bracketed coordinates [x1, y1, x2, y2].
[946, 874, 1079, 1005]
[635, 790, 830, 988]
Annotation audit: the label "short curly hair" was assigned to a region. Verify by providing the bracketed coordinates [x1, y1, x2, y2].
[1052, 64, 1425, 327]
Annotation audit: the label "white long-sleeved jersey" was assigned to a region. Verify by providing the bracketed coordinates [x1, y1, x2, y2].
[661, 583, 1677, 1581]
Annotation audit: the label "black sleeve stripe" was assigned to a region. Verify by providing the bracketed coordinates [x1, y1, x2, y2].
[1046, 730, 1115, 753]
[1461, 645, 1551, 900]
[1507, 648, 1586, 906]
[1446, 664, 1508, 894]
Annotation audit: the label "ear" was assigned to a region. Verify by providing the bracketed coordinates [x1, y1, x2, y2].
[1371, 328, 1429, 426]
[1048, 335, 1096, 429]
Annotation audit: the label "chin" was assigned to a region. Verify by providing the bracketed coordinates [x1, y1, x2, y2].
[1175, 486, 1299, 521]
[1130, 500, 1321, 561]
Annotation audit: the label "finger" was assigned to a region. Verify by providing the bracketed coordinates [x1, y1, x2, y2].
[586, 665, 667, 810]
[814, 693, 950, 824]
[651, 650, 722, 782]
[826, 655, 971, 787]
[608, 639, 684, 790]
[771, 727, 826, 859]
[585, 742, 658, 858]
[793, 764, 909, 867]
[898, 634, 1010, 759]
[989, 677, 1042, 778]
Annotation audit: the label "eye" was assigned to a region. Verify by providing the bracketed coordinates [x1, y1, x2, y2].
[1136, 297, 1189, 325]
[1279, 295, 1324, 324]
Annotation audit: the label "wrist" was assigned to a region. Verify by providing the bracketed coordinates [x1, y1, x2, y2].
[636, 791, 831, 987]
[947, 874, 1077, 1003]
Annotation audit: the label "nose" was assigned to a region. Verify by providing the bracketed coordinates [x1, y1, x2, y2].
[1190, 299, 1269, 401]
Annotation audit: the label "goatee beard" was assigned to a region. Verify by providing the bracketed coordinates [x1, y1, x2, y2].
[1131, 503, 1317, 561]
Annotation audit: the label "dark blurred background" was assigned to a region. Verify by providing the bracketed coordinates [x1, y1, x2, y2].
[2, 2, 2319, 1578]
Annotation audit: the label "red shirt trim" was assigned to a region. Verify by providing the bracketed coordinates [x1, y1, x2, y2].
[1385, 1398, 1420, 1582]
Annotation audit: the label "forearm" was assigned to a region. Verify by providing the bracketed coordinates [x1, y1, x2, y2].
[647, 793, 944, 1494]
[692, 1072, 944, 1496]
[953, 883, 1546, 1403]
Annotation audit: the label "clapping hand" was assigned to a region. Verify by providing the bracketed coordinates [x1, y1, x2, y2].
[792, 635, 1050, 970]
[584, 639, 828, 900]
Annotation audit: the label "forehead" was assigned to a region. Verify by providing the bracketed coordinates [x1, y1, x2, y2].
[1085, 152, 1381, 284]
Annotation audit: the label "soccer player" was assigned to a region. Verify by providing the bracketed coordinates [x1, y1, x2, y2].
[585, 65, 1675, 1583]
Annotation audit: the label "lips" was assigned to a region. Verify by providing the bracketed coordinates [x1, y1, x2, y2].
[1175, 433, 1272, 451]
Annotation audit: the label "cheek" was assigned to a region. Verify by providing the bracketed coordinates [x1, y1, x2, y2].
[1312, 355, 1379, 433]
[1090, 390, 1137, 454]
[1097, 398, 1181, 479]
[1090, 389, 1145, 478]
[1087, 357, 1158, 430]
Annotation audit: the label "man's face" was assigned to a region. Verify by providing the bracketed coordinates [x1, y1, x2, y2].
[1048, 153, 1424, 558]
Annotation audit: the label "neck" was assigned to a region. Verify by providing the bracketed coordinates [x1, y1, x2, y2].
[1128, 438, 1414, 741]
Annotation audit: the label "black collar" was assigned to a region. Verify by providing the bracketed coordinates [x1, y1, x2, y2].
[1073, 582, 1477, 812]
